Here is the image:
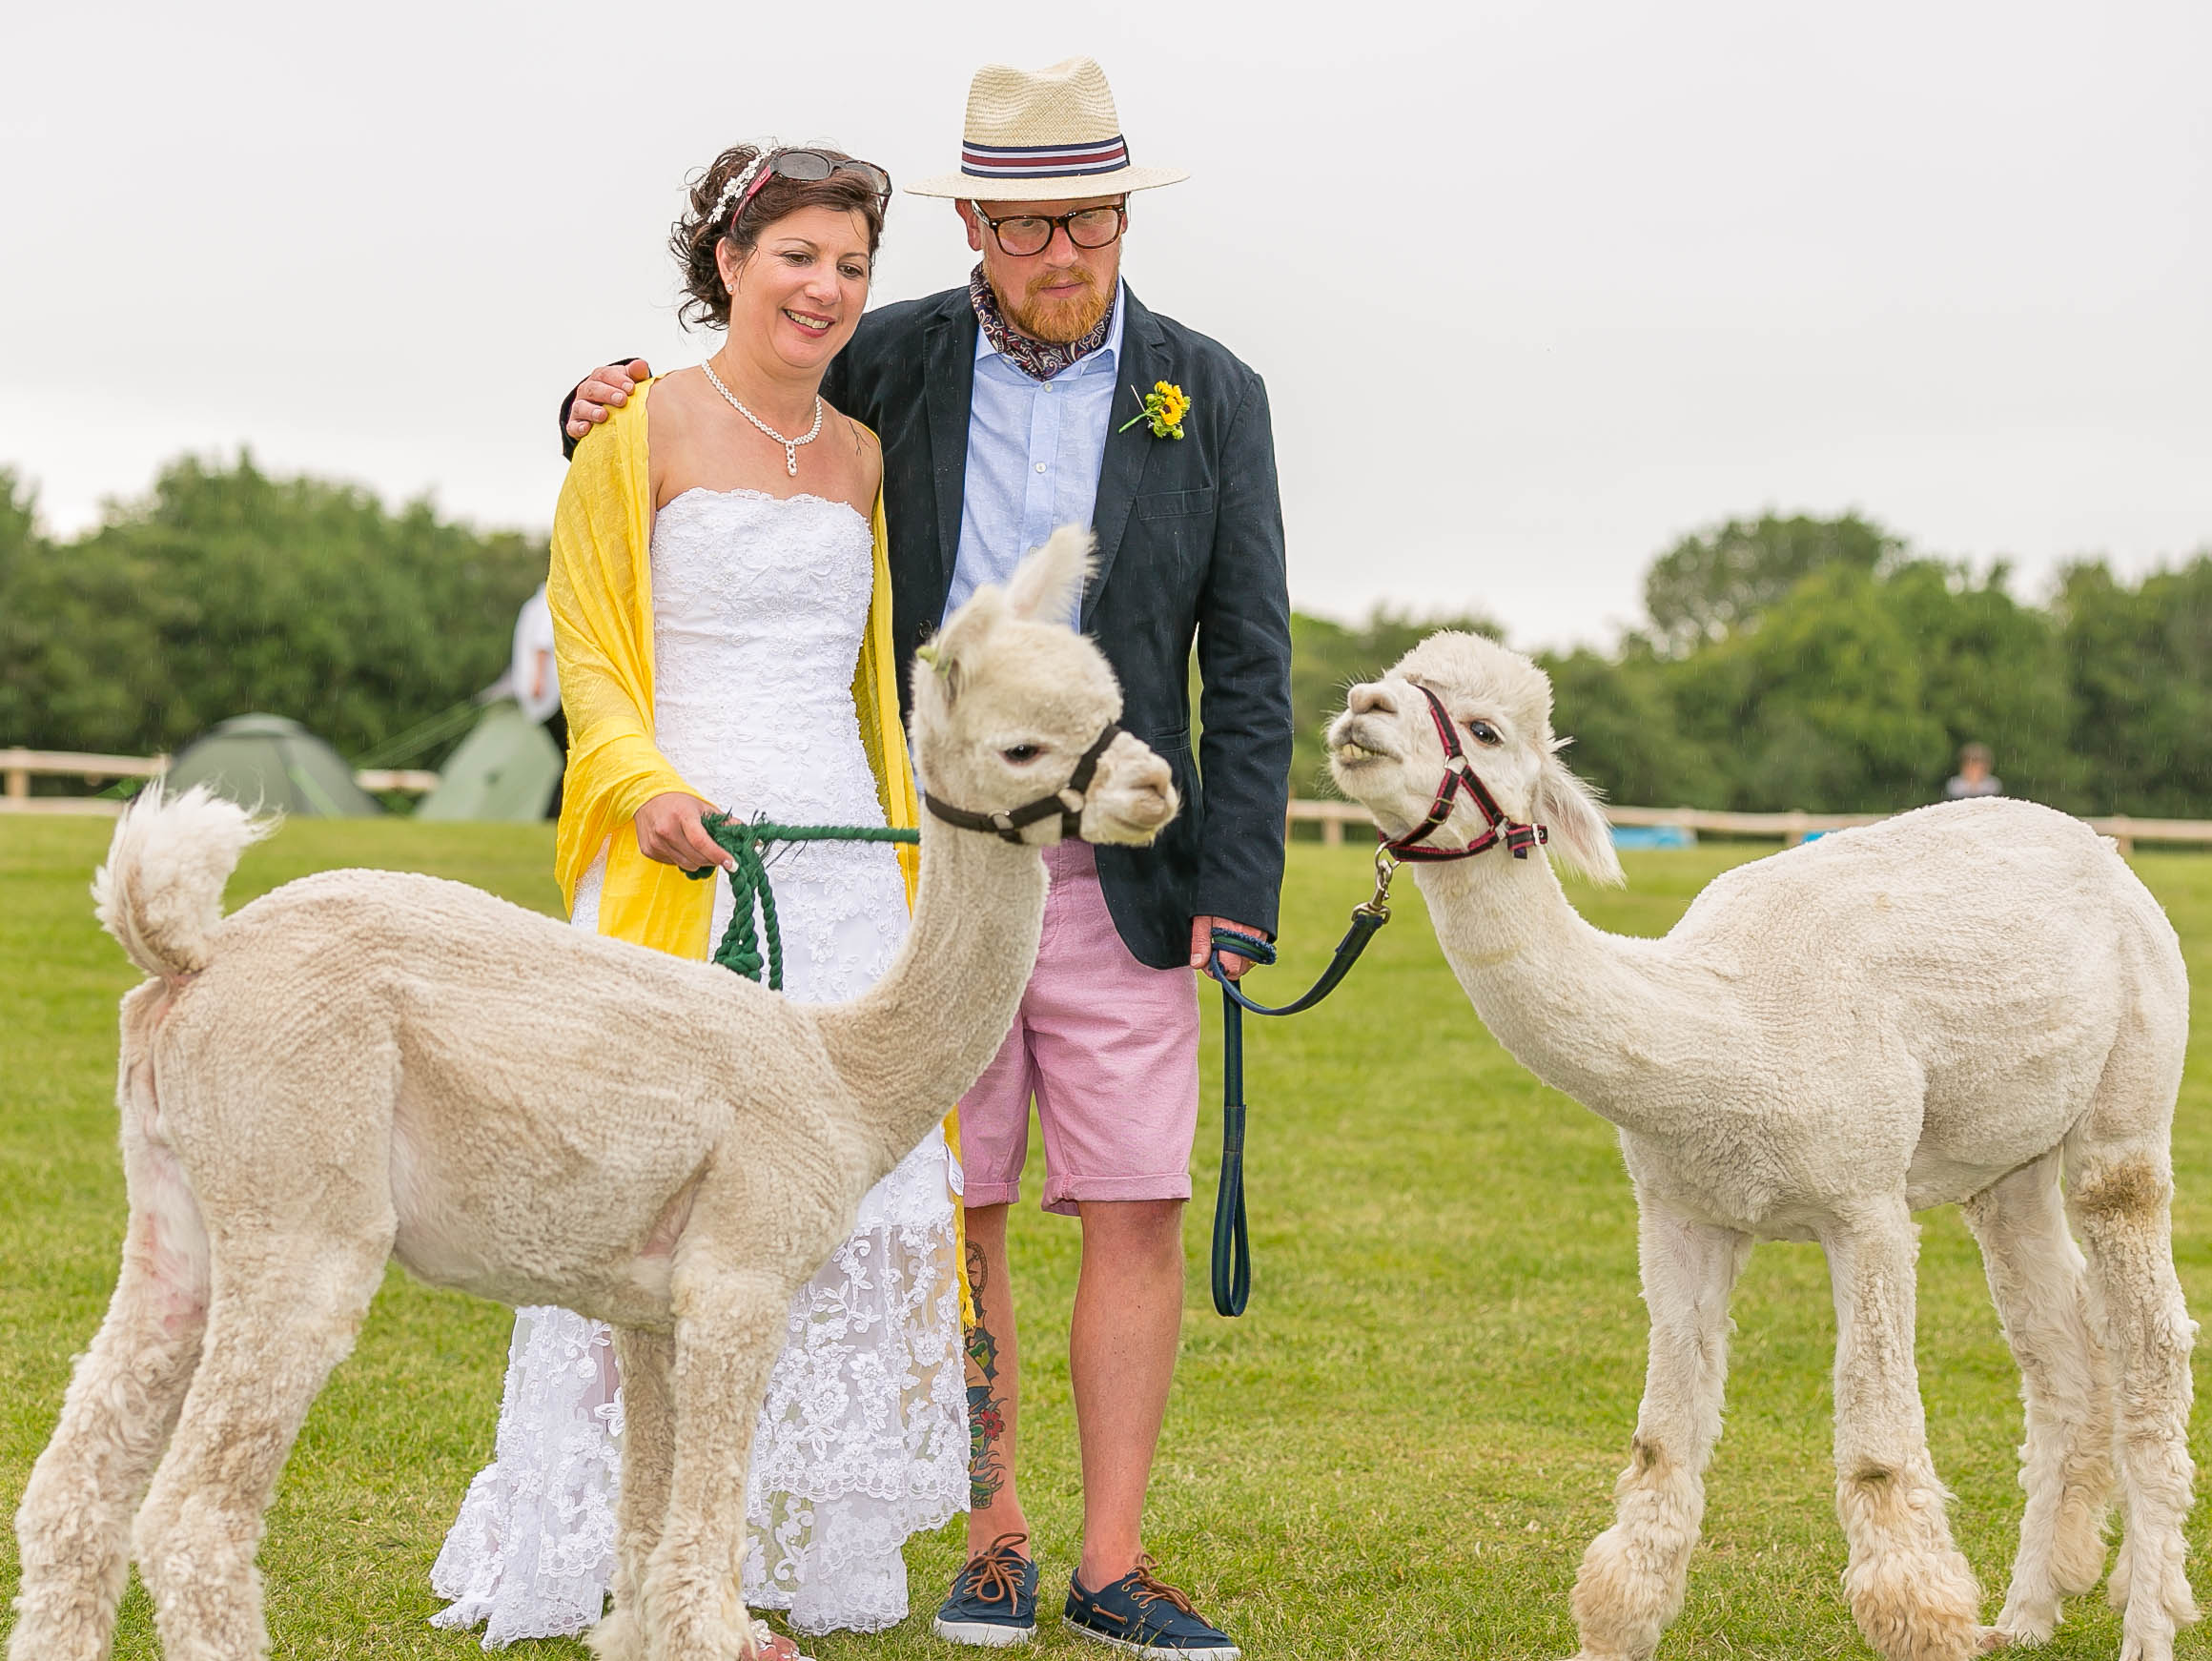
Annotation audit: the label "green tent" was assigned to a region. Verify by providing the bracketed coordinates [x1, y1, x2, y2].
[416, 700, 563, 822]
[163, 714, 383, 817]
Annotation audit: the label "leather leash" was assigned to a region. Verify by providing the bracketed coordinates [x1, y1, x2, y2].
[1202, 846, 1400, 1317]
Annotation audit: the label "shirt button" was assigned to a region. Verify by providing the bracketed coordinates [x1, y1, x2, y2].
[1034, 461, 1047, 473]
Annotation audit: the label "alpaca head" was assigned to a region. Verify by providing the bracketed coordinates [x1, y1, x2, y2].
[911, 527, 1178, 846]
[1327, 630, 1623, 886]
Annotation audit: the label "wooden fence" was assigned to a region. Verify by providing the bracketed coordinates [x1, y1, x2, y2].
[1291, 798, 2212, 856]
[7, 748, 2210, 854]
[0, 749, 437, 818]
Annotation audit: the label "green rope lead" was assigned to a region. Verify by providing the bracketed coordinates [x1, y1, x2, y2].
[686, 814, 920, 991]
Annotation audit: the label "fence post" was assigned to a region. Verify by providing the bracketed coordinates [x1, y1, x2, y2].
[3, 766, 25, 803]
[1321, 813, 1343, 848]
[2109, 815, 2135, 858]
[1784, 810, 1810, 848]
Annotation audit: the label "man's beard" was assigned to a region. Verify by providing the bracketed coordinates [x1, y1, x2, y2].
[1001, 267, 1112, 343]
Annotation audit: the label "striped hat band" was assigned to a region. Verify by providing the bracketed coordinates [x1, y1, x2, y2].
[908, 58, 1186, 199]
[962, 134, 1130, 181]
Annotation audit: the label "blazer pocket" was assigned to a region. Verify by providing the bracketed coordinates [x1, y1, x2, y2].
[1135, 486, 1217, 522]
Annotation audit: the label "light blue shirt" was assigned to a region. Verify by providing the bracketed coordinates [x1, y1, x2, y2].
[946, 282, 1127, 628]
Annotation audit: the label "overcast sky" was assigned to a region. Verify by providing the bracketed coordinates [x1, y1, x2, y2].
[5, 0, 2206, 647]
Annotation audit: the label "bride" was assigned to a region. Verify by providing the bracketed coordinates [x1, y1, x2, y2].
[430, 142, 967, 1651]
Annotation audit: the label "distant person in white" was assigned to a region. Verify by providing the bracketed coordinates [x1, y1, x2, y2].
[1945, 742, 2001, 799]
[511, 584, 561, 726]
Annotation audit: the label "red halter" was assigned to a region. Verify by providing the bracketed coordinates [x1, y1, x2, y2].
[1380, 685, 1549, 864]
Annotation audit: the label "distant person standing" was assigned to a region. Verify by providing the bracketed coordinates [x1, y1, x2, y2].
[511, 582, 563, 732]
[512, 583, 564, 816]
[1945, 742, 2001, 799]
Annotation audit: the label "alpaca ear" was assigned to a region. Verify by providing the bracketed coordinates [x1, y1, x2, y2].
[1005, 525, 1096, 625]
[916, 588, 1008, 708]
[1535, 740, 1625, 887]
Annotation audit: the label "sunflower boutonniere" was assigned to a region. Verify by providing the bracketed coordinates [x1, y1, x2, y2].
[1119, 379, 1190, 440]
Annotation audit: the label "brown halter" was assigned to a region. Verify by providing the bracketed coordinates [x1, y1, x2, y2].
[1380, 685, 1548, 864]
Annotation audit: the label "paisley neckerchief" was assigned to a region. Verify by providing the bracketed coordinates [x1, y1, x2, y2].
[969, 263, 1114, 381]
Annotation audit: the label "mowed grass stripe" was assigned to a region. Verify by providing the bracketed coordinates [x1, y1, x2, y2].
[2, 819, 2208, 1657]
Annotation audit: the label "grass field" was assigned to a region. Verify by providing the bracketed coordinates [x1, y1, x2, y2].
[4, 817, 2211, 1659]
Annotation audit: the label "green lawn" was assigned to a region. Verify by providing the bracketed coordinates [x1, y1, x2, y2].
[4, 818, 2210, 1659]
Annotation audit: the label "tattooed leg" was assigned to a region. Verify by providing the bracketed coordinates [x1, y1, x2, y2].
[963, 1202, 1031, 1555]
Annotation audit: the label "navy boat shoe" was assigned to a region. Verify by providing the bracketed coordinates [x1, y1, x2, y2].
[932, 1533, 1038, 1648]
[1062, 1556, 1239, 1658]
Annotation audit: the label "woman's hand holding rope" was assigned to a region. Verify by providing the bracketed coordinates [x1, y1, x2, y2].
[636, 790, 737, 872]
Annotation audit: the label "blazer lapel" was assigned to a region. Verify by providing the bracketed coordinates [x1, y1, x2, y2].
[922, 303, 977, 624]
[1085, 288, 1164, 627]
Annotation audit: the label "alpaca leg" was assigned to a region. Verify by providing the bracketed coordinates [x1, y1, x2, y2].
[643, 1248, 789, 1661]
[2065, 1147, 2197, 1661]
[132, 1226, 391, 1661]
[1568, 1197, 1749, 1661]
[586, 1326, 673, 1661]
[10, 1203, 207, 1661]
[1959, 1152, 2114, 1645]
[1827, 1199, 1987, 1661]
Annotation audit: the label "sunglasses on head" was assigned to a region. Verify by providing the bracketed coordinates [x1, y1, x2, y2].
[731, 149, 893, 218]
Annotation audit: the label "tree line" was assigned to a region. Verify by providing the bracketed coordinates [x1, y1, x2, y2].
[1286, 512, 2212, 817]
[0, 459, 544, 769]
[5, 461, 2208, 816]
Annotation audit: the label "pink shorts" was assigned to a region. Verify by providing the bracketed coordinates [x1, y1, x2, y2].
[959, 841, 1200, 1216]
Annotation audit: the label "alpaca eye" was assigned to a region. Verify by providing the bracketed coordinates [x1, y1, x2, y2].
[1467, 720, 1503, 747]
[1002, 745, 1041, 764]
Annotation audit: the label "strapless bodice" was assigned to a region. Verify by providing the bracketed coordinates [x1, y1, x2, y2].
[647, 486, 882, 829]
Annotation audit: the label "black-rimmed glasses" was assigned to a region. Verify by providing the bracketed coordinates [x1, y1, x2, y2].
[970, 201, 1127, 257]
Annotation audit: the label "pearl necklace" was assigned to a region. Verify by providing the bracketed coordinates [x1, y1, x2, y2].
[701, 360, 823, 476]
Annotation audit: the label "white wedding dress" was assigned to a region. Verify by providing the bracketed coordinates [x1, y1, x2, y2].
[431, 488, 967, 1645]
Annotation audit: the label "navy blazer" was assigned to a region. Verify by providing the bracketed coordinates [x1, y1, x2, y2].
[564, 283, 1293, 970]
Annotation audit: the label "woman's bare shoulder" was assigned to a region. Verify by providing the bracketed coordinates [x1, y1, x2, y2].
[645, 366, 707, 437]
[828, 403, 883, 499]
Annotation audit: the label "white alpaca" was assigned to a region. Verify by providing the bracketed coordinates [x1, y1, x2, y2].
[1325, 630, 2196, 1661]
[8, 533, 1176, 1661]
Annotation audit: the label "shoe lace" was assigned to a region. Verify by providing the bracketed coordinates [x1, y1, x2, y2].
[962, 1533, 1032, 1609]
[1125, 1555, 1200, 1618]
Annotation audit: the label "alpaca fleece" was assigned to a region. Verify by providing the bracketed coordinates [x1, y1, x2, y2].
[1328, 629, 2197, 1661]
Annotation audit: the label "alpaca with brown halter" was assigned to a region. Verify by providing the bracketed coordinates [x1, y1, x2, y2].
[1327, 627, 2196, 1661]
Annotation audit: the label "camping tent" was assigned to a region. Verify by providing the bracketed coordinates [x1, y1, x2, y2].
[415, 699, 563, 822]
[163, 713, 383, 817]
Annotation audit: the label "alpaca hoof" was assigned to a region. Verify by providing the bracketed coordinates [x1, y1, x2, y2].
[584, 1608, 645, 1661]
[1976, 1627, 2011, 1653]
[1993, 1590, 2057, 1648]
[1992, 1620, 2049, 1650]
[1845, 1546, 1985, 1661]
[2111, 1541, 2196, 1661]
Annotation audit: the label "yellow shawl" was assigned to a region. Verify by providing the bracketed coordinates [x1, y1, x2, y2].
[547, 379, 967, 1319]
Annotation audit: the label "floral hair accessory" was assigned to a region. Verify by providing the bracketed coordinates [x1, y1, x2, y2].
[1119, 379, 1189, 440]
[713, 153, 773, 222]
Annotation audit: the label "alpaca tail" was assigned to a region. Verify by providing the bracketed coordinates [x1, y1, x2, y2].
[92, 784, 275, 983]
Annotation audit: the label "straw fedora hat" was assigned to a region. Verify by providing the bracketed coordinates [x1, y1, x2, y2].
[907, 56, 1189, 201]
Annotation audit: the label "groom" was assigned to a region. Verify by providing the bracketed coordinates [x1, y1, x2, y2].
[564, 57, 1289, 1658]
